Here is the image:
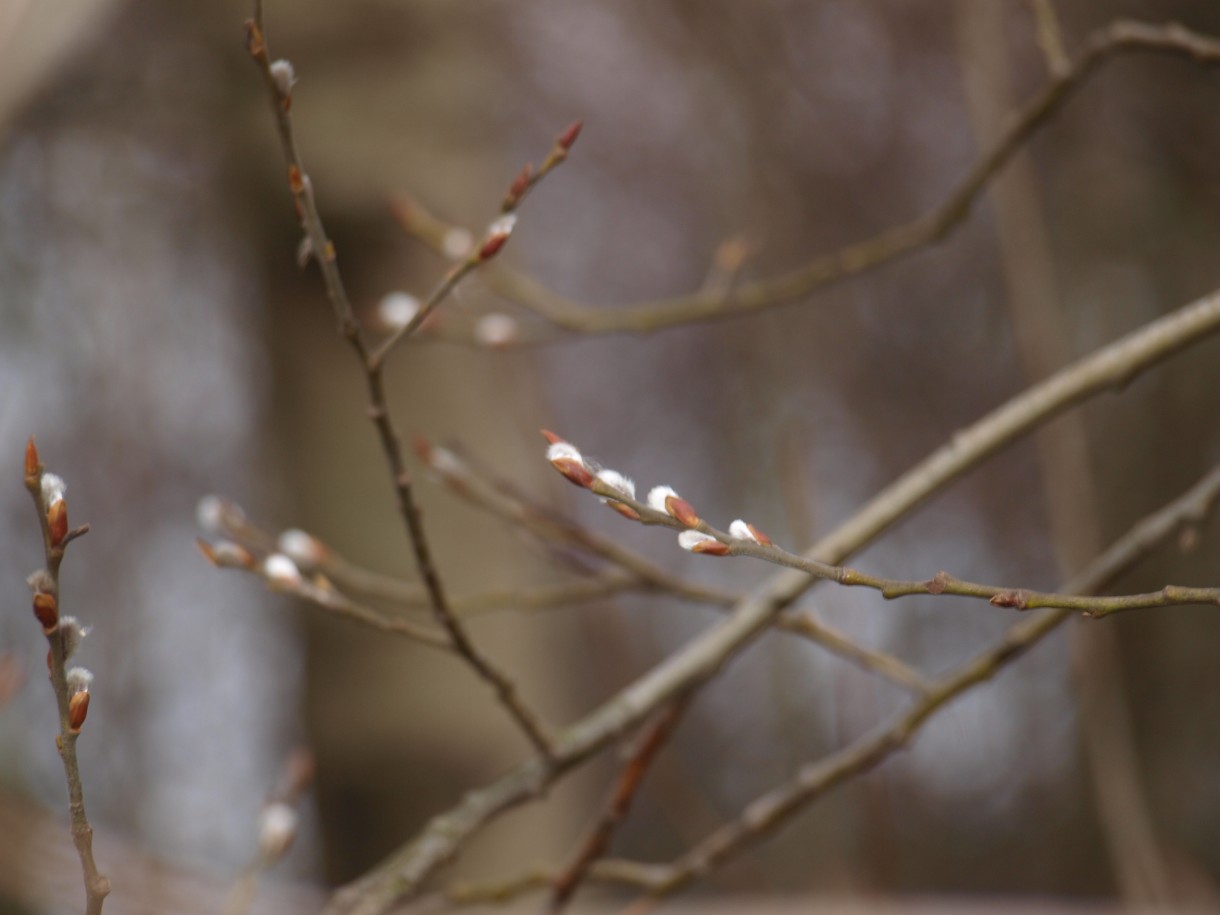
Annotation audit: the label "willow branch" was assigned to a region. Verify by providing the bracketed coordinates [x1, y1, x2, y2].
[326, 282, 1220, 915]
[591, 460, 1220, 900]
[396, 20, 1220, 339]
[548, 697, 691, 914]
[23, 441, 109, 915]
[425, 440, 930, 691]
[247, 3, 555, 758]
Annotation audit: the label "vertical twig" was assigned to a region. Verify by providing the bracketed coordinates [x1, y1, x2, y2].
[956, 4, 1174, 903]
[23, 438, 109, 915]
[245, 4, 556, 759]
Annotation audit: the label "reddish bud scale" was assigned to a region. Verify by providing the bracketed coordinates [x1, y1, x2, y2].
[557, 120, 583, 152]
[478, 233, 509, 261]
[68, 690, 90, 732]
[33, 593, 58, 633]
[551, 457, 595, 488]
[288, 164, 305, 195]
[607, 502, 641, 522]
[412, 434, 434, 465]
[690, 539, 731, 556]
[47, 501, 68, 547]
[747, 523, 772, 546]
[540, 429, 565, 446]
[664, 495, 700, 528]
[246, 20, 267, 58]
[502, 163, 533, 211]
[24, 437, 39, 480]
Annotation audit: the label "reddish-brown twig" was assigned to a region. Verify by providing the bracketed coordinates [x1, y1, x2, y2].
[548, 697, 691, 914]
[23, 438, 109, 915]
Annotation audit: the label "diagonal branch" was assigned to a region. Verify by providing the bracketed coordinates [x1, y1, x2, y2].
[590, 460, 1220, 901]
[396, 20, 1220, 339]
[324, 284, 1220, 915]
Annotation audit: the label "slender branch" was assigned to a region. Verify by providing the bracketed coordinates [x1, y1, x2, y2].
[394, 21, 1220, 338]
[591, 461, 1220, 901]
[425, 440, 931, 691]
[372, 122, 579, 362]
[1028, 0, 1070, 76]
[271, 572, 454, 650]
[325, 282, 1220, 915]
[224, 748, 315, 915]
[581, 475, 1220, 617]
[23, 441, 109, 915]
[438, 463, 1220, 909]
[548, 697, 690, 914]
[247, 4, 555, 759]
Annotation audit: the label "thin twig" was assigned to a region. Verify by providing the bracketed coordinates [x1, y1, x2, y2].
[426, 439, 931, 691]
[247, 4, 555, 759]
[23, 441, 110, 915]
[395, 20, 1220, 339]
[547, 697, 691, 914]
[583, 466, 1220, 620]
[957, 4, 1173, 902]
[326, 283, 1220, 915]
[589, 461, 1220, 901]
[1028, 0, 1070, 76]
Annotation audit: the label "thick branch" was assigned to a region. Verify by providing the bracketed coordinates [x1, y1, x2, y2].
[327, 283, 1220, 915]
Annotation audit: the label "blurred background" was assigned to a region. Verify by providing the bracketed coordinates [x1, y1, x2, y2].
[2, 0, 1220, 911]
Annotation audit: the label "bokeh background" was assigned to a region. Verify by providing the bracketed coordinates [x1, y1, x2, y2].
[2, 0, 1220, 911]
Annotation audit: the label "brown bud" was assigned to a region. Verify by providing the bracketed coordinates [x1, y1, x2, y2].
[540, 429, 565, 445]
[412, 434, 434, 465]
[689, 538, 731, 556]
[288, 164, 305, 195]
[607, 501, 641, 522]
[557, 120, 583, 152]
[478, 232, 509, 261]
[24, 436, 39, 481]
[47, 500, 68, 547]
[664, 494, 700, 528]
[989, 590, 1030, 609]
[502, 162, 534, 211]
[746, 523, 772, 546]
[550, 457, 595, 489]
[68, 690, 90, 733]
[195, 538, 255, 570]
[33, 592, 58, 633]
[926, 571, 950, 595]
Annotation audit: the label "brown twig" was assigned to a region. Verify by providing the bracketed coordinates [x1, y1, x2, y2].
[395, 20, 1220, 339]
[326, 283, 1220, 915]
[425, 439, 931, 692]
[572, 458, 1220, 620]
[246, 3, 555, 759]
[224, 747, 315, 915]
[23, 439, 110, 915]
[547, 697, 691, 914]
[957, 3, 1173, 902]
[588, 460, 1220, 901]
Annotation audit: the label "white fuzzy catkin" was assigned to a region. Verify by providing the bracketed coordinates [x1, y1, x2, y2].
[263, 554, 302, 587]
[677, 530, 716, 552]
[647, 485, 678, 513]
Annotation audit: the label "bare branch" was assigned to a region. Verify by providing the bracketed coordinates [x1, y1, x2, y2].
[548, 697, 690, 914]
[396, 21, 1220, 339]
[591, 461, 1220, 901]
[246, 4, 556, 759]
[327, 283, 1220, 915]
[23, 438, 110, 915]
